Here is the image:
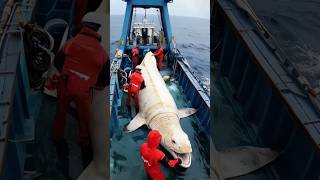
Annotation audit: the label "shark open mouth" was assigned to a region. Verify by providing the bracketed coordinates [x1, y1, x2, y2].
[166, 148, 192, 168]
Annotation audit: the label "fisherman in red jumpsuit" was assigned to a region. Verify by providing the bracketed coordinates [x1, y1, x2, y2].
[52, 12, 109, 177]
[153, 43, 164, 70]
[126, 65, 145, 116]
[131, 45, 140, 68]
[141, 130, 181, 180]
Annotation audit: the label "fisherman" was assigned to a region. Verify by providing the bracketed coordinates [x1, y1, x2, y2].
[126, 65, 145, 116]
[152, 43, 164, 70]
[131, 45, 140, 68]
[142, 28, 148, 45]
[141, 130, 181, 180]
[52, 12, 108, 177]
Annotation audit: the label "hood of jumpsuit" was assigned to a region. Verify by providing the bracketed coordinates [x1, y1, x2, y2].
[147, 130, 162, 149]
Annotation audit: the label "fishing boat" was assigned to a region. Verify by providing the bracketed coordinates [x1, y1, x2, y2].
[110, 0, 211, 179]
[213, 0, 320, 179]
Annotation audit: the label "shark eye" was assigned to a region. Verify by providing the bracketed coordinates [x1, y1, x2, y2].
[172, 140, 176, 144]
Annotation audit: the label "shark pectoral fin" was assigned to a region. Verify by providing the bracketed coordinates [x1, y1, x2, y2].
[124, 113, 146, 133]
[216, 146, 279, 179]
[178, 108, 197, 119]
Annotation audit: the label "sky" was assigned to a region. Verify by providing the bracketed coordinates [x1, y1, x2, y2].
[110, 0, 210, 19]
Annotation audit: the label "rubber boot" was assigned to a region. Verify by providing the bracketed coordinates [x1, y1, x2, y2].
[54, 139, 70, 179]
[81, 143, 93, 169]
[135, 107, 139, 114]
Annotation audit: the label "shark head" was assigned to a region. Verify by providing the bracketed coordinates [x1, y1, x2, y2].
[159, 124, 193, 168]
[164, 127, 192, 153]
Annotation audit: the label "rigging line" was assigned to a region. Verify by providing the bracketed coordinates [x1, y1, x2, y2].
[144, 9, 146, 19]
[156, 9, 163, 43]
[130, 8, 137, 43]
[133, 8, 137, 24]
[152, 8, 155, 24]
[156, 9, 162, 31]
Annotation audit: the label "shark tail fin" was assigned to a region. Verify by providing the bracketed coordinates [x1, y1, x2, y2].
[215, 146, 279, 179]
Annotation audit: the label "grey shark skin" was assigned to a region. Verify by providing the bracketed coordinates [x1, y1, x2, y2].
[210, 139, 279, 179]
[125, 52, 197, 168]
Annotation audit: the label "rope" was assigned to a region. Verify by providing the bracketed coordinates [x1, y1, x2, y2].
[156, 9, 162, 31]
[130, 8, 137, 43]
[155, 8, 163, 44]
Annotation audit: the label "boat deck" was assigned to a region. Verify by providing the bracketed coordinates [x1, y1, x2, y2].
[110, 81, 210, 180]
[30, 95, 84, 179]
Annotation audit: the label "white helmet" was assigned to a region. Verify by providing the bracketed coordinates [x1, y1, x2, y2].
[82, 12, 102, 27]
[135, 65, 143, 70]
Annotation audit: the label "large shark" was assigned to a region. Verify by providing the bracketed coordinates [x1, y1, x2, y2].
[125, 52, 197, 168]
[125, 52, 279, 175]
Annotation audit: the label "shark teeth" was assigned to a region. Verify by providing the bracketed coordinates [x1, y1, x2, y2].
[165, 147, 192, 168]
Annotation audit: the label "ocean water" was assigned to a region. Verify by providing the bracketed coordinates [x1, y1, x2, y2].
[248, 0, 320, 89]
[110, 15, 210, 86]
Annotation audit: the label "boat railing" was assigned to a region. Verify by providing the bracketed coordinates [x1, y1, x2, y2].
[0, 2, 36, 178]
[173, 48, 210, 94]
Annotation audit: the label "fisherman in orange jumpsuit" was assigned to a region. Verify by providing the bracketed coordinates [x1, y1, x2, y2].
[141, 130, 181, 180]
[126, 65, 145, 116]
[52, 12, 108, 177]
[153, 43, 164, 70]
[131, 45, 140, 68]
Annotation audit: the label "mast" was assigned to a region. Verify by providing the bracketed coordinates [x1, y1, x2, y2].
[118, 0, 174, 54]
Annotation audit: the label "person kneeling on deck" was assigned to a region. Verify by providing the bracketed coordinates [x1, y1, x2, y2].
[152, 43, 164, 70]
[141, 130, 181, 180]
[131, 45, 140, 68]
[126, 65, 145, 116]
[52, 12, 108, 177]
